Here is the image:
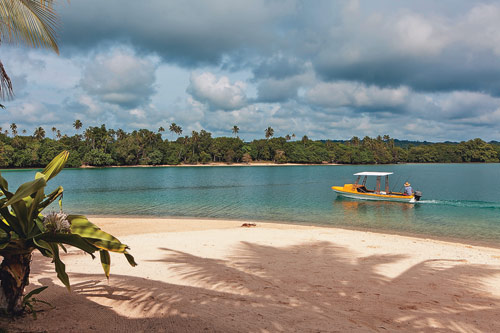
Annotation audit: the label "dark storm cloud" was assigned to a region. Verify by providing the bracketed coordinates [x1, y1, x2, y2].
[315, 49, 500, 95]
[57, 0, 294, 67]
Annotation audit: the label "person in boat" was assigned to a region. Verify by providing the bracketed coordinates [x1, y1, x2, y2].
[403, 182, 413, 196]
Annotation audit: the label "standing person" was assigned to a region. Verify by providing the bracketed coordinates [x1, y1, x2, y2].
[404, 182, 413, 196]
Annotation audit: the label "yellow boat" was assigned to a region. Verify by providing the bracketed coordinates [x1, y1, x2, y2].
[332, 172, 422, 203]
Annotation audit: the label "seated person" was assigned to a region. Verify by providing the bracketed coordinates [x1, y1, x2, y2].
[403, 182, 413, 196]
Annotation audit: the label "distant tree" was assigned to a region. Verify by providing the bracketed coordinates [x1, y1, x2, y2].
[232, 125, 239, 137]
[22, 129, 26, 134]
[73, 119, 83, 133]
[292, 133, 296, 140]
[51, 126, 57, 139]
[265, 126, 274, 139]
[285, 134, 291, 141]
[10, 123, 17, 136]
[33, 126, 45, 140]
[56, 129, 62, 140]
[158, 126, 165, 133]
[302, 135, 309, 147]
[169, 123, 182, 138]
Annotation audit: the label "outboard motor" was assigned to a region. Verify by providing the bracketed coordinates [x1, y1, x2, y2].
[414, 191, 422, 201]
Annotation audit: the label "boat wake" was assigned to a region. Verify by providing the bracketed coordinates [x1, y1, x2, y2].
[418, 199, 500, 209]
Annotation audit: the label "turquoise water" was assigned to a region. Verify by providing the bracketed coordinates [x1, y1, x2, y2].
[2, 164, 500, 244]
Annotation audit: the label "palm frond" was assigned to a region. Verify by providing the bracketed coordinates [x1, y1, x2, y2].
[0, 60, 13, 100]
[0, 0, 59, 53]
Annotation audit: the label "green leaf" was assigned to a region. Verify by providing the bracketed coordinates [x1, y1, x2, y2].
[3, 177, 46, 208]
[37, 233, 97, 257]
[0, 172, 8, 192]
[69, 215, 128, 252]
[38, 186, 63, 212]
[23, 286, 48, 304]
[124, 252, 138, 267]
[10, 200, 29, 237]
[33, 238, 53, 257]
[41, 151, 69, 181]
[100, 250, 110, 279]
[27, 187, 45, 236]
[0, 206, 23, 236]
[49, 243, 70, 290]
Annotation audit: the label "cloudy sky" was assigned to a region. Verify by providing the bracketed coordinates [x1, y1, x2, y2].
[2, 0, 500, 141]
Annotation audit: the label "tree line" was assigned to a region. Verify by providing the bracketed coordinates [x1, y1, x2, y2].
[0, 121, 499, 168]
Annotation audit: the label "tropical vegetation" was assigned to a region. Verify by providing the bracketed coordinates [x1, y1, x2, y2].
[0, 124, 499, 168]
[0, 151, 136, 315]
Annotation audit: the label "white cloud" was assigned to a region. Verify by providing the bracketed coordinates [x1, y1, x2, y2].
[307, 81, 410, 110]
[187, 72, 247, 110]
[80, 47, 159, 108]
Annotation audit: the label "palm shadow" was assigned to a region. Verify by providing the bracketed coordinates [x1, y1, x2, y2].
[2, 240, 500, 332]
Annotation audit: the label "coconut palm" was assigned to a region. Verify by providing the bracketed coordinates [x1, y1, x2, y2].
[56, 129, 61, 140]
[33, 126, 45, 140]
[73, 119, 82, 133]
[232, 125, 239, 137]
[0, 0, 59, 104]
[10, 123, 17, 136]
[265, 126, 274, 139]
[51, 126, 57, 139]
[169, 123, 182, 139]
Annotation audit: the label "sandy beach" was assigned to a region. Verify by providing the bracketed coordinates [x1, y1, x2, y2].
[3, 217, 500, 332]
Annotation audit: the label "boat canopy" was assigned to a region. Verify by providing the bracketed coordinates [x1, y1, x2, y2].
[353, 172, 393, 176]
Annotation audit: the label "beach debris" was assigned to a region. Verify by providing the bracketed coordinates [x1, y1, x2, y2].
[241, 223, 257, 227]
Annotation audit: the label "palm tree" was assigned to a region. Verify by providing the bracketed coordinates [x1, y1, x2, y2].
[302, 135, 309, 147]
[51, 126, 57, 139]
[285, 134, 291, 141]
[169, 123, 183, 139]
[158, 126, 165, 133]
[56, 129, 61, 140]
[22, 129, 26, 134]
[265, 126, 274, 139]
[73, 119, 82, 132]
[292, 133, 296, 140]
[232, 125, 239, 137]
[10, 123, 17, 136]
[0, 0, 59, 105]
[33, 126, 45, 140]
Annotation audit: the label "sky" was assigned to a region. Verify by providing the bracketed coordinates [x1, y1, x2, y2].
[2, 0, 500, 142]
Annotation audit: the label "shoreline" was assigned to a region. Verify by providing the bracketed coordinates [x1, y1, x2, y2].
[3, 161, 500, 171]
[86, 214, 500, 250]
[5, 216, 500, 332]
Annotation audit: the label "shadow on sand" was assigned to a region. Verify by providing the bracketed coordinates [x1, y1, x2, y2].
[2, 240, 500, 332]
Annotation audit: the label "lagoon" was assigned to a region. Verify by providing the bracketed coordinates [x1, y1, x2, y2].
[2, 163, 500, 245]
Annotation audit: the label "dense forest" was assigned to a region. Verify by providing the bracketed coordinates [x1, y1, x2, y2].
[0, 122, 499, 168]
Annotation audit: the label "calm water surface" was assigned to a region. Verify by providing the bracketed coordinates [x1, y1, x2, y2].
[2, 164, 500, 244]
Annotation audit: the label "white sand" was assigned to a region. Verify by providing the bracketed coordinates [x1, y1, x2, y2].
[3, 217, 500, 332]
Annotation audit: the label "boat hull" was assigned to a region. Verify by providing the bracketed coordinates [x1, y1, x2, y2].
[332, 187, 416, 203]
